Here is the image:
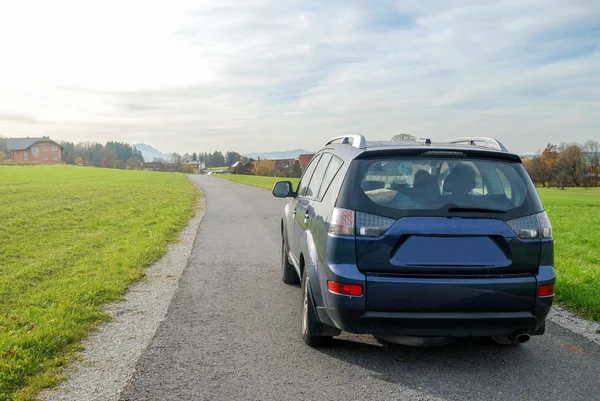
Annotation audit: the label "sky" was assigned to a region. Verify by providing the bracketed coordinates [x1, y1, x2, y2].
[0, 0, 599, 155]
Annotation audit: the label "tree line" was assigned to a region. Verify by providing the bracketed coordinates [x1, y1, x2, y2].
[60, 141, 146, 169]
[523, 140, 600, 188]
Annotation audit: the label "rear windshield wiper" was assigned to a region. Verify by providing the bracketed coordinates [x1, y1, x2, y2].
[446, 206, 507, 214]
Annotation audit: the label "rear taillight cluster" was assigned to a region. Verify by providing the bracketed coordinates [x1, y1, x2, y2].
[506, 211, 553, 239]
[329, 207, 396, 237]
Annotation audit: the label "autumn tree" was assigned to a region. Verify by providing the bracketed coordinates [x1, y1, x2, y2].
[254, 159, 276, 176]
[539, 143, 558, 187]
[74, 156, 84, 165]
[522, 157, 545, 185]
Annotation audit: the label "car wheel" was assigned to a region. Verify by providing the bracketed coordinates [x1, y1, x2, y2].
[301, 269, 331, 346]
[281, 237, 299, 285]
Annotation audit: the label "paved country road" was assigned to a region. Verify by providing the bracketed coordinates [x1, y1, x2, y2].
[120, 175, 600, 401]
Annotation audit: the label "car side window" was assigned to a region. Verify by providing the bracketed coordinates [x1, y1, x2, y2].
[317, 155, 343, 200]
[296, 154, 321, 197]
[306, 153, 332, 199]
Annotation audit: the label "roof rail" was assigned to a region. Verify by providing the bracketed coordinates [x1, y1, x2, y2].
[443, 137, 508, 152]
[323, 134, 367, 149]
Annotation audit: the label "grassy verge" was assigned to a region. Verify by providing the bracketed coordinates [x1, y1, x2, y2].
[538, 188, 600, 320]
[0, 165, 198, 400]
[206, 166, 229, 172]
[217, 174, 300, 191]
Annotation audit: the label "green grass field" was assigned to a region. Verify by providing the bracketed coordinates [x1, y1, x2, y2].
[219, 175, 600, 320]
[538, 188, 600, 320]
[0, 166, 198, 401]
[207, 166, 229, 172]
[218, 174, 300, 190]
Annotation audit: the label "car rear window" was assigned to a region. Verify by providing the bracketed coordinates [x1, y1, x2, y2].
[337, 157, 543, 220]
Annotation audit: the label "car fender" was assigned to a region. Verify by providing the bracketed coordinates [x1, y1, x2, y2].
[300, 229, 323, 306]
[281, 204, 291, 243]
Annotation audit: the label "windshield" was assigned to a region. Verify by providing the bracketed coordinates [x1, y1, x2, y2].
[338, 157, 543, 220]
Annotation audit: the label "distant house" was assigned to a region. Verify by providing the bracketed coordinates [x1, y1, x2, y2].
[7, 136, 63, 163]
[294, 153, 315, 170]
[229, 158, 255, 174]
[273, 158, 295, 169]
[183, 160, 205, 173]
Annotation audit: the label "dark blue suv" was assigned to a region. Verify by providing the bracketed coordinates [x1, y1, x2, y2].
[273, 135, 555, 347]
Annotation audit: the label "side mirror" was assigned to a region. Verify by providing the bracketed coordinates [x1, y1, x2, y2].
[272, 181, 295, 198]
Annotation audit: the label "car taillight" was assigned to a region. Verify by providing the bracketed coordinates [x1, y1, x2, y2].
[327, 281, 363, 296]
[355, 212, 396, 237]
[329, 207, 355, 236]
[538, 284, 555, 297]
[506, 211, 553, 239]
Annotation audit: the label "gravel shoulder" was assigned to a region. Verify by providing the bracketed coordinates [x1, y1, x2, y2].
[40, 179, 205, 401]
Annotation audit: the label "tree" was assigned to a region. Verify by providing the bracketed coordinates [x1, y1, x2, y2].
[584, 140, 600, 187]
[170, 153, 182, 164]
[101, 149, 117, 168]
[226, 151, 241, 166]
[392, 134, 417, 142]
[192, 152, 198, 162]
[254, 159, 276, 176]
[0, 151, 6, 162]
[539, 143, 558, 187]
[126, 157, 143, 170]
[290, 161, 303, 178]
[74, 156, 84, 165]
[555, 145, 584, 188]
[207, 151, 226, 167]
[523, 157, 544, 185]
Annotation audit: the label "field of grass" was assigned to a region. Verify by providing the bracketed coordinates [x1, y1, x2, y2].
[538, 188, 600, 320]
[0, 166, 198, 400]
[207, 166, 229, 172]
[218, 174, 300, 191]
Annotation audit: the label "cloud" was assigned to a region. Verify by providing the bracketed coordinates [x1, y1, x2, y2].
[0, 0, 599, 154]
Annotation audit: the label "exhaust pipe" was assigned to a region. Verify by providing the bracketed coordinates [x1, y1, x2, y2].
[515, 333, 531, 343]
[494, 332, 531, 345]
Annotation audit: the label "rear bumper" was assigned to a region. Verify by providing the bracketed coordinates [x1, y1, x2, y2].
[318, 308, 544, 336]
[315, 264, 555, 337]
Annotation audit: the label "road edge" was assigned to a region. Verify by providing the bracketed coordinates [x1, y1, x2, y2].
[40, 180, 205, 401]
[548, 305, 600, 346]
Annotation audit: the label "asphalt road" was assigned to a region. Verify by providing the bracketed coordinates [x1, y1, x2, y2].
[120, 175, 600, 401]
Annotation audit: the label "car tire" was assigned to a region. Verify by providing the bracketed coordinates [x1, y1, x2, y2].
[301, 269, 331, 346]
[281, 237, 299, 285]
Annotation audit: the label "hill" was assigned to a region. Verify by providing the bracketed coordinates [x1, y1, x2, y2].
[244, 149, 313, 160]
[133, 143, 171, 161]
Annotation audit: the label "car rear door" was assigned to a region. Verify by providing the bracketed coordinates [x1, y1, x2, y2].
[291, 154, 321, 259]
